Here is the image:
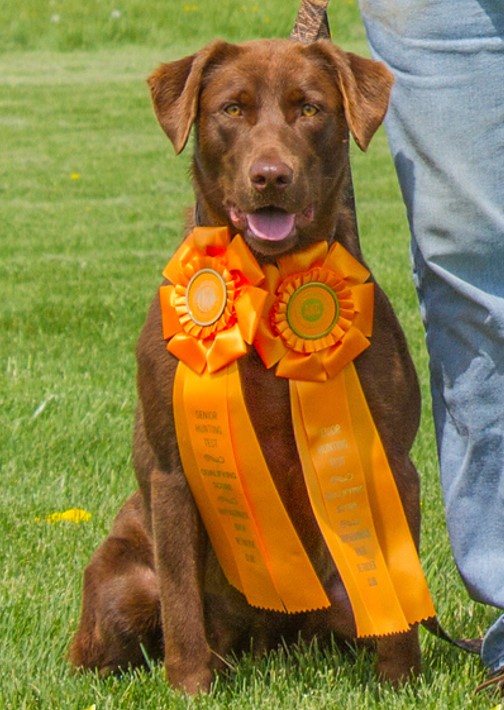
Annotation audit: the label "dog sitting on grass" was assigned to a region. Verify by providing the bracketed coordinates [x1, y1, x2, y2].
[69, 38, 431, 694]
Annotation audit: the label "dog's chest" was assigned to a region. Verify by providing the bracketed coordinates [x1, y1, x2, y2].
[237, 353, 324, 555]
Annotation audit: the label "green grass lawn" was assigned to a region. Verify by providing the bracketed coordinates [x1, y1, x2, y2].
[0, 1, 498, 707]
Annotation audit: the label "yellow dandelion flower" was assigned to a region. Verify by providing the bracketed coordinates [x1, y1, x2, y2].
[35, 508, 92, 524]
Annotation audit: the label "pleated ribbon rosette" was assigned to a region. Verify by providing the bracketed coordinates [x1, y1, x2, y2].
[160, 226, 267, 374]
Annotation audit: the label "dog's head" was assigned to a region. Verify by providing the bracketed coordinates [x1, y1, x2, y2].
[148, 39, 393, 259]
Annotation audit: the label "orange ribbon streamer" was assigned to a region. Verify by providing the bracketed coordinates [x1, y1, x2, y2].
[174, 361, 331, 612]
[162, 231, 435, 635]
[290, 369, 435, 636]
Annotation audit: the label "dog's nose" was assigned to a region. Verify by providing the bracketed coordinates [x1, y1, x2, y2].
[249, 160, 293, 192]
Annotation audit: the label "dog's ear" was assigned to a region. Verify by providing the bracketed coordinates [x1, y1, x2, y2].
[342, 51, 395, 150]
[147, 40, 234, 154]
[309, 42, 394, 151]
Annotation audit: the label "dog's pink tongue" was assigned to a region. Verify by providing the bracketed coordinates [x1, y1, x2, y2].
[247, 209, 295, 241]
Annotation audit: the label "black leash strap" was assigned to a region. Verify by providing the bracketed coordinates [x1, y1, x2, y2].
[422, 617, 482, 655]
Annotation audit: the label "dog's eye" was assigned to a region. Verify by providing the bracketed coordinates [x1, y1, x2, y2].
[223, 103, 242, 117]
[301, 103, 319, 117]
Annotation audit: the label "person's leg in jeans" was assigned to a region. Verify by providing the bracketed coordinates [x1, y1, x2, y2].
[358, 0, 504, 677]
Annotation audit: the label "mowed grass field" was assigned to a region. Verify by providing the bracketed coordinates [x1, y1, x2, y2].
[0, 1, 497, 707]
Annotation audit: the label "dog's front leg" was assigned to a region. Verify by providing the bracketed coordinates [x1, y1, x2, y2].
[150, 467, 213, 694]
[375, 627, 421, 684]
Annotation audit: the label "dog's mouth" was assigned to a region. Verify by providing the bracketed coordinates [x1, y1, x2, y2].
[228, 205, 314, 246]
[246, 207, 296, 242]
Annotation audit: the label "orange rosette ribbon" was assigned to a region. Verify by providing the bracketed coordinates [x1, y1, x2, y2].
[161, 230, 436, 632]
[254, 240, 435, 637]
[163, 227, 331, 613]
[254, 241, 374, 381]
[160, 226, 267, 373]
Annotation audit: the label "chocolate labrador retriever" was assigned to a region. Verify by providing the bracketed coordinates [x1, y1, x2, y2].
[70, 38, 425, 693]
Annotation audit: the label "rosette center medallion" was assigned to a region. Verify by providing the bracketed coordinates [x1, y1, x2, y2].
[286, 281, 340, 341]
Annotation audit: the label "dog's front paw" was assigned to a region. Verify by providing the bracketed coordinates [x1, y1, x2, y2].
[166, 663, 214, 695]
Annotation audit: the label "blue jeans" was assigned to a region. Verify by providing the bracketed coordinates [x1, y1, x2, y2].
[358, 0, 504, 673]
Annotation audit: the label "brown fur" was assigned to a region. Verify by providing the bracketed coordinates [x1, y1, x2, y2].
[69, 39, 423, 694]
